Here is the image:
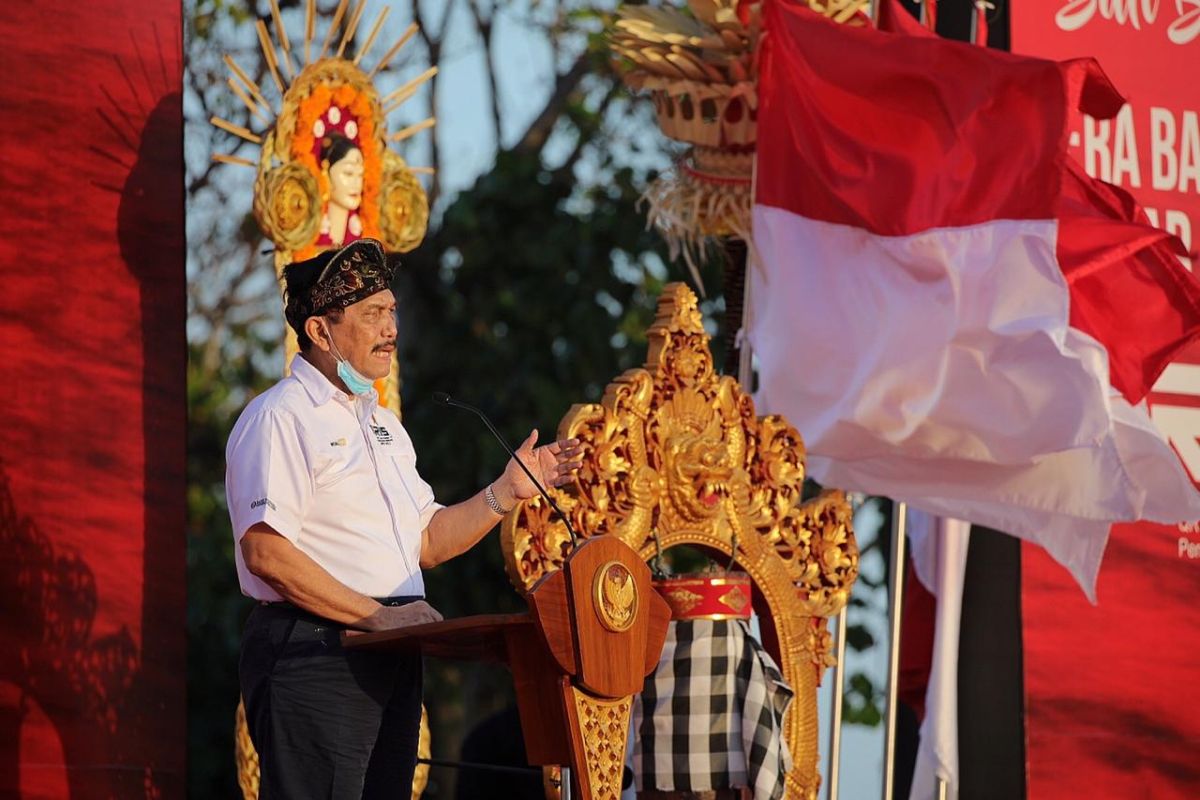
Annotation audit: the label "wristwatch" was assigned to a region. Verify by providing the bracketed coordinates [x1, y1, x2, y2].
[485, 483, 511, 515]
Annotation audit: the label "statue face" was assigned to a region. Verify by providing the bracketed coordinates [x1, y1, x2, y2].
[327, 147, 364, 211]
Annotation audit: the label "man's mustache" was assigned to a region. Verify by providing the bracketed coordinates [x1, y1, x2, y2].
[372, 340, 397, 352]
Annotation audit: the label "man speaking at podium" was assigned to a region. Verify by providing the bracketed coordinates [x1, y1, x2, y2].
[225, 239, 581, 799]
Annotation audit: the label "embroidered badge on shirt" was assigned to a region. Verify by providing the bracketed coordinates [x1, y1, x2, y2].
[369, 424, 394, 447]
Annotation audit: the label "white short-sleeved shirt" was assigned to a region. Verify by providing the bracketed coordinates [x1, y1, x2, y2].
[225, 355, 443, 600]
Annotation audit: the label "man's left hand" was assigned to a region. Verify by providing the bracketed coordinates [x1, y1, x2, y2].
[494, 430, 583, 509]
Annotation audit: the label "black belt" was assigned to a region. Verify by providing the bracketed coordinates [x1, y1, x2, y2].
[259, 595, 422, 610]
[255, 596, 423, 630]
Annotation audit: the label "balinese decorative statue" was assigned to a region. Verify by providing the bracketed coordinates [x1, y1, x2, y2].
[317, 132, 364, 248]
[210, 0, 435, 410]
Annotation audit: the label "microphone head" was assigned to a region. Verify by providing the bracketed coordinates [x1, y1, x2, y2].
[432, 391, 451, 405]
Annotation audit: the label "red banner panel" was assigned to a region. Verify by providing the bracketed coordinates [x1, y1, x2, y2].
[1013, 7, 1200, 799]
[1013, 2, 1199, 264]
[0, 2, 185, 797]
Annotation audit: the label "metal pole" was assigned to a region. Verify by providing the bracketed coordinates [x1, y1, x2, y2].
[882, 501, 907, 800]
[826, 609, 849, 800]
[937, 776, 948, 800]
[737, 152, 758, 390]
[561, 766, 572, 800]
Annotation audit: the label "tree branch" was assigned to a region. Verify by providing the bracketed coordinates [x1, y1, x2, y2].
[513, 52, 591, 156]
[552, 80, 622, 181]
[413, 0, 457, 206]
[466, 0, 502, 150]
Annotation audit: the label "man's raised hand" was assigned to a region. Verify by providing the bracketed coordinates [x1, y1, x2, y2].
[496, 430, 584, 507]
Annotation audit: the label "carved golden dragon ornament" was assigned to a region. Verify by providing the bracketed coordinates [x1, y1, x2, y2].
[501, 282, 859, 798]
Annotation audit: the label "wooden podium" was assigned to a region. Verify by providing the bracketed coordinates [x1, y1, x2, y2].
[344, 535, 671, 800]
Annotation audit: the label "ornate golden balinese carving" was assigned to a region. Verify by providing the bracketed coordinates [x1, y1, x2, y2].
[411, 705, 431, 800]
[501, 282, 860, 799]
[566, 687, 633, 800]
[594, 561, 638, 633]
[235, 698, 259, 800]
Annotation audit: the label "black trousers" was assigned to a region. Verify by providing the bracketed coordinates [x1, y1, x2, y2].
[240, 601, 423, 800]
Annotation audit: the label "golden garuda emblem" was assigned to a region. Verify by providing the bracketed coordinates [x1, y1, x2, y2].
[594, 561, 638, 632]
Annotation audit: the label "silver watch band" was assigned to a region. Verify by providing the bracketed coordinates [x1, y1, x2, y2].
[485, 483, 510, 515]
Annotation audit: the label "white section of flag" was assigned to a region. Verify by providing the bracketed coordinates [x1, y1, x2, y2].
[751, 208, 1113, 466]
[750, 205, 1200, 599]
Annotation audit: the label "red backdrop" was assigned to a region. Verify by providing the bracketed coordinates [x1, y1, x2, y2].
[0, 2, 185, 797]
[1012, 5, 1200, 799]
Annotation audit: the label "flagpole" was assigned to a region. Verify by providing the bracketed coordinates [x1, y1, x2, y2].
[737, 153, 758, 388]
[827, 609, 849, 800]
[882, 501, 907, 800]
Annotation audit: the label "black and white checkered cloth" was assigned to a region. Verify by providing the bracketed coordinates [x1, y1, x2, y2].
[631, 619, 794, 800]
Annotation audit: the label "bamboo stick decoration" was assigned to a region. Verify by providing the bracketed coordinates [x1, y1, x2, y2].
[210, 115, 263, 145]
[227, 77, 270, 125]
[388, 117, 436, 142]
[304, 0, 315, 64]
[224, 54, 272, 114]
[212, 153, 257, 167]
[268, 0, 295, 79]
[255, 20, 286, 96]
[381, 66, 437, 114]
[353, 8, 391, 67]
[368, 23, 419, 78]
[318, 0, 350, 61]
[336, 0, 368, 59]
[382, 86, 421, 115]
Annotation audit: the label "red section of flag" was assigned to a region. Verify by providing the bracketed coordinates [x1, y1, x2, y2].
[760, 3, 1083, 234]
[0, 1, 185, 796]
[876, 0, 933, 37]
[1059, 160, 1200, 402]
[759, 1, 1200, 402]
[898, 560, 936, 722]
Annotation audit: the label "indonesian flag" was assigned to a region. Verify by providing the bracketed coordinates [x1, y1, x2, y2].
[748, 1, 1200, 598]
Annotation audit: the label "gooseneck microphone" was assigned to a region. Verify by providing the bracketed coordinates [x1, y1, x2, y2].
[433, 392, 579, 545]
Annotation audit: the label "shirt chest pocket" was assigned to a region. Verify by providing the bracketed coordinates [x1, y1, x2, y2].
[312, 439, 363, 487]
[371, 443, 424, 512]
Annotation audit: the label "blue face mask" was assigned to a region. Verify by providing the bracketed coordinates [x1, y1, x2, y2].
[323, 321, 375, 396]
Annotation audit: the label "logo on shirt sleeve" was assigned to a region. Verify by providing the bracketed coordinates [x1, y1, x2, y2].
[250, 498, 277, 512]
